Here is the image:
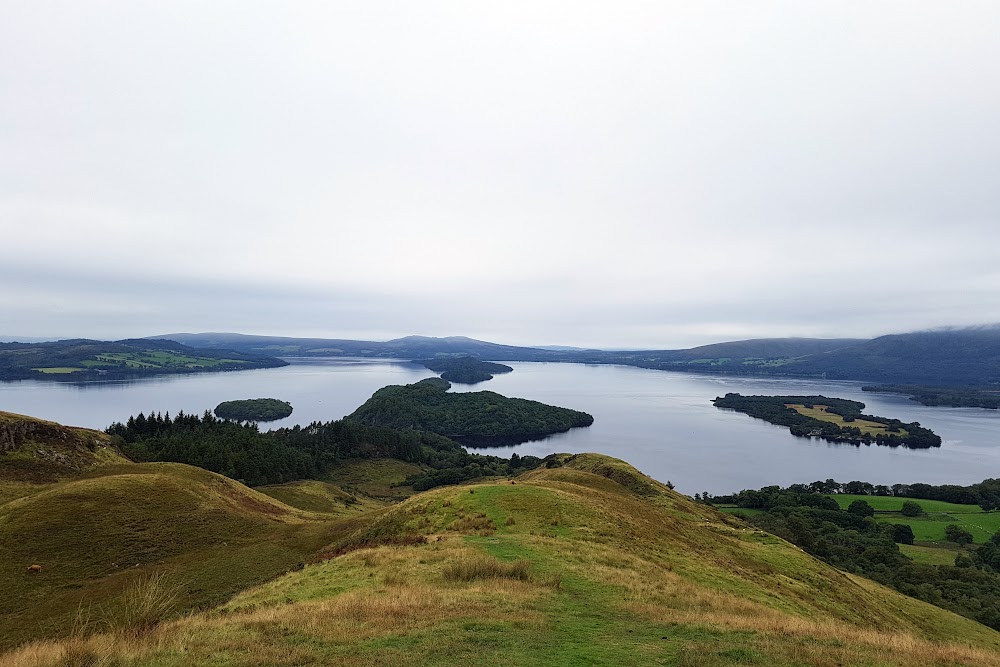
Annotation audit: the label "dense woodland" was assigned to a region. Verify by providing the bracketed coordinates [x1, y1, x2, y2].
[713, 393, 942, 448]
[863, 385, 1000, 409]
[105, 410, 541, 489]
[709, 483, 1000, 630]
[347, 377, 593, 446]
[415, 356, 513, 384]
[214, 398, 293, 421]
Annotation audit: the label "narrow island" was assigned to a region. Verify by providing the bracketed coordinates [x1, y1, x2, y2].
[215, 398, 293, 422]
[863, 384, 1000, 410]
[415, 356, 513, 384]
[347, 377, 593, 446]
[713, 393, 942, 448]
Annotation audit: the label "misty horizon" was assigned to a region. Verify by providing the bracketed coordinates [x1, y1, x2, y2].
[4, 3, 999, 348]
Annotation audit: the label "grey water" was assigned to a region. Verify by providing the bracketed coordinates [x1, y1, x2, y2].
[2, 358, 999, 494]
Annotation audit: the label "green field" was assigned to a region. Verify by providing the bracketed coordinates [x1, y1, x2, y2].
[890, 512, 1000, 544]
[30, 367, 84, 374]
[899, 544, 965, 566]
[826, 495, 998, 544]
[721, 495, 1000, 545]
[826, 494, 985, 514]
[78, 351, 248, 370]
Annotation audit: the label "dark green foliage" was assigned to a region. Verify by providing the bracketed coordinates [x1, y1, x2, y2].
[901, 501, 925, 517]
[889, 523, 915, 545]
[720, 483, 1000, 631]
[347, 378, 593, 446]
[863, 384, 1000, 409]
[106, 410, 542, 490]
[946, 524, 975, 545]
[107, 411, 317, 486]
[848, 499, 875, 517]
[215, 398, 293, 422]
[416, 356, 513, 384]
[712, 393, 941, 448]
[789, 328, 1000, 385]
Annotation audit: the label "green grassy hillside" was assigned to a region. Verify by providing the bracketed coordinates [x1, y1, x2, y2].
[8, 454, 1000, 666]
[0, 462, 346, 650]
[256, 479, 385, 515]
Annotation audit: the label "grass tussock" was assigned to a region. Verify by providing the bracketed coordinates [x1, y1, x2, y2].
[315, 512, 427, 561]
[99, 572, 181, 638]
[442, 555, 531, 583]
[448, 511, 496, 536]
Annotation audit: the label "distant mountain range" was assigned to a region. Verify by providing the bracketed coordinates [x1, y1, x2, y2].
[153, 326, 1000, 387]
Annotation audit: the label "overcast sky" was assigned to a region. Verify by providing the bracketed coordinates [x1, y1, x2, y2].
[2, 2, 999, 348]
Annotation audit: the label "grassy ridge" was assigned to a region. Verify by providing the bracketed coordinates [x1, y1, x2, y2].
[0, 463, 347, 650]
[8, 454, 1000, 666]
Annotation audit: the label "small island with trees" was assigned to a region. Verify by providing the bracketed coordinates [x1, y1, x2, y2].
[713, 393, 942, 448]
[347, 377, 593, 446]
[415, 356, 514, 384]
[214, 398, 293, 422]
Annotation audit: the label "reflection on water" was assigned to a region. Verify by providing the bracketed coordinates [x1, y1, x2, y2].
[2, 358, 999, 494]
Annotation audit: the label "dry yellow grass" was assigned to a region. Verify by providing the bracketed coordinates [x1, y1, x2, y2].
[786, 403, 908, 436]
[3, 454, 999, 667]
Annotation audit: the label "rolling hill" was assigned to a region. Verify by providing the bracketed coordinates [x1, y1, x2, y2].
[3, 411, 1000, 666]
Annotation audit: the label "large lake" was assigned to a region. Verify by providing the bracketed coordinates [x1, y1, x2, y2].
[2, 358, 998, 494]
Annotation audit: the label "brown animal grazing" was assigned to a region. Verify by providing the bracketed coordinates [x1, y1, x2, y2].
[27, 564, 43, 574]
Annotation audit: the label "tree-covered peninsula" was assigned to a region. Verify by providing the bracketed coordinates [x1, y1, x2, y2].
[863, 385, 1000, 409]
[416, 356, 513, 384]
[347, 377, 594, 446]
[215, 398, 293, 422]
[713, 393, 941, 448]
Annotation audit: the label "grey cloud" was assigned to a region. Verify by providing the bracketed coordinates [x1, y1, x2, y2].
[2, 2, 999, 347]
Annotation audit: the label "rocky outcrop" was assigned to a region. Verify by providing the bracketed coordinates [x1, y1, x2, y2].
[0, 413, 116, 469]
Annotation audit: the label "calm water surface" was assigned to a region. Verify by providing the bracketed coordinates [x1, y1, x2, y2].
[2, 358, 998, 494]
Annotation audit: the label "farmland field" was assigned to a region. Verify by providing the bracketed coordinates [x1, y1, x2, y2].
[822, 494, 999, 543]
[898, 543, 964, 566]
[788, 404, 909, 437]
[825, 494, 984, 514]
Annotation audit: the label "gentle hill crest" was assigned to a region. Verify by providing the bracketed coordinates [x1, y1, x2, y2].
[7, 450, 1000, 666]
